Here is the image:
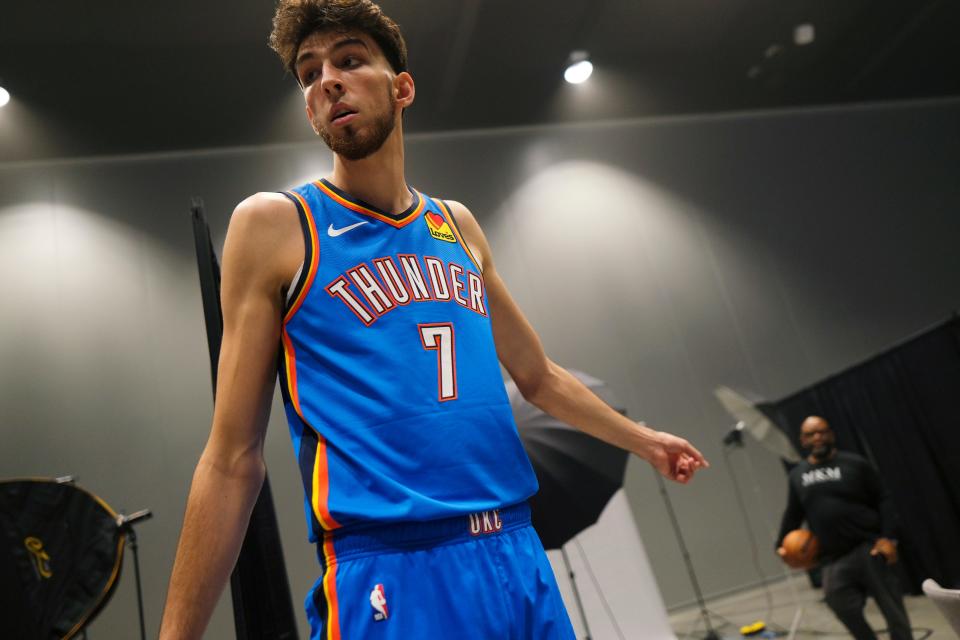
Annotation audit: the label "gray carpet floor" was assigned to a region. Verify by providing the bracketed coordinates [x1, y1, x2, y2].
[668, 575, 955, 639]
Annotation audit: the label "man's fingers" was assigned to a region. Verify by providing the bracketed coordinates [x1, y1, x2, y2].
[666, 457, 691, 484]
[681, 442, 709, 468]
[659, 442, 708, 484]
[674, 456, 699, 484]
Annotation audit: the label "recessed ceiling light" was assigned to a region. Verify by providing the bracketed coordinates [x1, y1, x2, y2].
[764, 44, 784, 59]
[0, 87, 10, 108]
[794, 23, 815, 46]
[564, 51, 593, 84]
[564, 60, 593, 84]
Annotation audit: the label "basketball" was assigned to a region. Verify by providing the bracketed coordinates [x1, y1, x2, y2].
[780, 529, 819, 569]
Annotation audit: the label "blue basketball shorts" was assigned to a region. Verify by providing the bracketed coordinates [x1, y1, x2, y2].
[305, 502, 576, 639]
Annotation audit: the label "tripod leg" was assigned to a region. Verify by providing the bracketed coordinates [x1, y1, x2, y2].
[561, 546, 593, 640]
[128, 529, 147, 640]
[787, 606, 803, 640]
[654, 471, 720, 640]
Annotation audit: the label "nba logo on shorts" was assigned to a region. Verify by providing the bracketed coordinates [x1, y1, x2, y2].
[369, 584, 389, 621]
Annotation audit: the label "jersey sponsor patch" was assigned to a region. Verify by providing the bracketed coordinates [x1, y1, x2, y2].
[425, 211, 456, 243]
[370, 583, 389, 621]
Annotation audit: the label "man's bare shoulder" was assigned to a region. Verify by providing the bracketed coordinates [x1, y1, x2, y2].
[231, 192, 299, 233]
[224, 192, 303, 291]
[443, 199, 477, 228]
[443, 199, 489, 271]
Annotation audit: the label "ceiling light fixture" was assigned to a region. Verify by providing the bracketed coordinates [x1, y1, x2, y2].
[564, 51, 593, 85]
[794, 23, 815, 46]
[0, 86, 10, 109]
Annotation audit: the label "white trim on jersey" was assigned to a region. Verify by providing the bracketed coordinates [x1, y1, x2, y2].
[287, 262, 304, 305]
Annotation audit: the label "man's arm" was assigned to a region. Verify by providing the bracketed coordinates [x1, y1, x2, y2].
[860, 456, 900, 564]
[775, 476, 804, 554]
[447, 201, 707, 483]
[159, 193, 302, 639]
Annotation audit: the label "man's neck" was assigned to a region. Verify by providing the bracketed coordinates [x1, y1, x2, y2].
[328, 128, 411, 213]
[807, 448, 837, 465]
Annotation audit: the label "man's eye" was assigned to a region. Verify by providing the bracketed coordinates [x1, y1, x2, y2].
[342, 56, 359, 68]
[302, 69, 319, 84]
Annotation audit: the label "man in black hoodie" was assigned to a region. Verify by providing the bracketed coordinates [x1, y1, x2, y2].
[776, 416, 912, 640]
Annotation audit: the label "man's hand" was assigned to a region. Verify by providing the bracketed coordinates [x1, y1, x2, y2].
[870, 537, 898, 565]
[776, 546, 816, 570]
[640, 425, 709, 484]
[449, 199, 712, 486]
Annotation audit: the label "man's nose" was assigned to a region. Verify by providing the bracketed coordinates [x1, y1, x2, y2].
[321, 64, 344, 96]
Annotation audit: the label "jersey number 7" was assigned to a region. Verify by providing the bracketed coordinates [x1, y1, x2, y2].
[418, 323, 458, 401]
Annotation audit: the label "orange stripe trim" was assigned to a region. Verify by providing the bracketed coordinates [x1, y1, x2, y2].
[284, 191, 320, 323]
[436, 199, 482, 273]
[312, 434, 339, 529]
[281, 328, 340, 530]
[322, 532, 342, 640]
[280, 330, 300, 412]
[314, 180, 424, 228]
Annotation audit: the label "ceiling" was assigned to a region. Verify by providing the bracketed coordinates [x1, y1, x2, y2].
[2, 0, 959, 164]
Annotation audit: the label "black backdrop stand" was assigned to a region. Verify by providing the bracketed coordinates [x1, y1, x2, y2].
[191, 198, 300, 639]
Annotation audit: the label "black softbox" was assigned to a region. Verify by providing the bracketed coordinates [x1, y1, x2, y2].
[0, 478, 124, 639]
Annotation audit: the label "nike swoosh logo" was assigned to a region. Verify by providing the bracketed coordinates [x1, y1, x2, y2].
[327, 221, 370, 237]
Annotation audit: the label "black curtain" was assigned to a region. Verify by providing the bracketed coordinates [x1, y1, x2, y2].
[763, 315, 960, 591]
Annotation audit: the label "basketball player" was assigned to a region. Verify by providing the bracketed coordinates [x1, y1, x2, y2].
[776, 416, 911, 640]
[159, 2, 708, 638]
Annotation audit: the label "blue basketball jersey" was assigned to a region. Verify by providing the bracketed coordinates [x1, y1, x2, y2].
[278, 179, 538, 541]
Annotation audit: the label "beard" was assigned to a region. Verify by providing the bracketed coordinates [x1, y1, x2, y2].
[316, 85, 397, 161]
[807, 442, 836, 462]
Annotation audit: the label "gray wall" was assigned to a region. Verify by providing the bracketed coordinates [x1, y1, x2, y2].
[1, 97, 958, 638]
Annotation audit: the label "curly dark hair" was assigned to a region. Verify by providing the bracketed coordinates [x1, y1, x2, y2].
[269, 0, 407, 78]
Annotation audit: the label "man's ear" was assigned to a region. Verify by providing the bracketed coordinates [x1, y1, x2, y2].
[394, 72, 415, 109]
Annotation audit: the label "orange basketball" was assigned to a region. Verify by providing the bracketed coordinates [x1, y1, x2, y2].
[780, 529, 819, 569]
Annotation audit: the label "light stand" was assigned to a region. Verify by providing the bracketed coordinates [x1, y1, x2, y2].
[722, 422, 804, 640]
[560, 546, 593, 639]
[116, 509, 152, 640]
[654, 469, 721, 640]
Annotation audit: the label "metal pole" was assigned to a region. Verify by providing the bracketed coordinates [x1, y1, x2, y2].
[561, 546, 593, 640]
[117, 509, 152, 640]
[654, 471, 720, 640]
[128, 527, 147, 640]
